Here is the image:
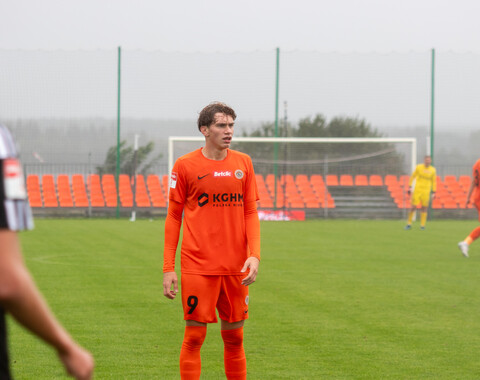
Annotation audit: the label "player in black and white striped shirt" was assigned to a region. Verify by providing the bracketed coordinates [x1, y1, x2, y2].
[0, 124, 94, 380]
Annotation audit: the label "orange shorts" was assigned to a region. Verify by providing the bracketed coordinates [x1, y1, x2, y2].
[181, 274, 249, 324]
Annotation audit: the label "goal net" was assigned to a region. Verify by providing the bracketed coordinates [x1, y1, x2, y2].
[169, 137, 416, 175]
[168, 136, 416, 218]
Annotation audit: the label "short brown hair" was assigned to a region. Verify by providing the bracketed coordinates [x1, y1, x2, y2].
[197, 102, 237, 131]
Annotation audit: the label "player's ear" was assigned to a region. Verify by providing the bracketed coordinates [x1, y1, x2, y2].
[200, 125, 210, 137]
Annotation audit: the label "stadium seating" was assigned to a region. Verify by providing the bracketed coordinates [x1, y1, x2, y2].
[101, 174, 118, 207]
[24, 173, 473, 212]
[458, 175, 471, 191]
[339, 174, 354, 186]
[119, 174, 133, 207]
[72, 174, 89, 207]
[26, 175, 42, 207]
[369, 175, 383, 186]
[147, 175, 167, 207]
[134, 174, 151, 208]
[162, 175, 170, 197]
[42, 175, 58, 207]
[326, 174, 339, 186]
[354, 175, 368, 186]
[87, 174, 105, 207]
[57, 175, 74, 207]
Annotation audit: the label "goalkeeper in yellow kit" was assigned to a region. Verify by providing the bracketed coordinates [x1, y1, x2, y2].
[405, 155, 437, 230]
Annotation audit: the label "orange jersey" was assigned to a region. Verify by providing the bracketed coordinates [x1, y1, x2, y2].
[168, 148, 259, 275]
[473, 159, 480, 200]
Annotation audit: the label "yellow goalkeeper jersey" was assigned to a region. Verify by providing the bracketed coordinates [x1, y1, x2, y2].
[409, 164, 437, 193]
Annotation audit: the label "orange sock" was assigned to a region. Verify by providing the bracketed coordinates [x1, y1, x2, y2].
[221, 327, 247, 380]
[179, 326, 206, 380]
[469, 226, 480, 243]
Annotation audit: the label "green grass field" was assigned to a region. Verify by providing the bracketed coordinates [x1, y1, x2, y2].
[8, 218, 480, 379]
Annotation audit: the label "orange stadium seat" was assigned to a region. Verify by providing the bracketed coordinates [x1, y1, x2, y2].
[162, 175, 170, 198]
[384, 175, 398, 186]
[280, 174, 295, 186]
[443, 199, 458, 209]
[459, 175, 471, 191]
[26, 175, 42, 207]
[42, 175, 58, 207]
[88, 174, 105, 207]
[369, 175, 383, 186]
[295, 174, 309, 185]
[339, 175, 353, 186]
[310, 175, 325, 186]
[432, 198, 443, 209]
[398, 175, 410, 187]
[101, 174, 118, 207]
[326, 175, 339, 186]
[256, 174, 273, 205]
[119, 175, 133, 207]
[72, 174, 89, 207]
[57, 175, 74, 207]
[444, 175, 457, 185]
[134, 175, 151, 208]
[354, 175, 368, 186]
[305, 200, 320, 208]
[258, 196, 274, 208]
[147, 175, 167, 208]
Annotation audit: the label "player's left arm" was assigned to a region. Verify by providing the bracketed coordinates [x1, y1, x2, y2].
[162, 199, 184, 299]
[241, 198, 260, 286]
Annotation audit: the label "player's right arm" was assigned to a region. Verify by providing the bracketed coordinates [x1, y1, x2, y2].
[162, 199, 184, 299]
[0, 230, 94, 380]
[407, 166, 418, 195]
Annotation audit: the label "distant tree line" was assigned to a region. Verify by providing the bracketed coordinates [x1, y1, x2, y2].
[97, 140, 162, 176]
[237, 114, 406, 176]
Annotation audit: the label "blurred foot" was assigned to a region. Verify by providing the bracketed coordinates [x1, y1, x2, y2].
[404, 224, 411, 230]
[458, 241, 469, 258]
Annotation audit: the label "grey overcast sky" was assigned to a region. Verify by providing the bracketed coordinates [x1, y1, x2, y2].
[1, 0, 480, 52]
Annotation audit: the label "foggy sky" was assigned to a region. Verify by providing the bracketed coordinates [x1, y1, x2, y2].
[1, 0, 480, 53]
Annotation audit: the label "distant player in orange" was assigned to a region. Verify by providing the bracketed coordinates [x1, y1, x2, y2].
[405, 155, 436, 230]
[162, 102, 261, 380]
[458, 158, 480, 257]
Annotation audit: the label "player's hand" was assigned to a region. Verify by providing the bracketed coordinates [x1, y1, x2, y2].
[241, 257, 260, 286]
[163, 271, 179, 299]
[431, 192, 436, 200]
[58, 343, 94, 380]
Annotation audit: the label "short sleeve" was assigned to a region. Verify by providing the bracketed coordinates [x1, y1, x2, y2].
[168, 159, 187, 204]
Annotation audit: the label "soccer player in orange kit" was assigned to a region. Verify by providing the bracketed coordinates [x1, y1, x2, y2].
[162, 102, 261, 380]
[458, 158, 480, 257]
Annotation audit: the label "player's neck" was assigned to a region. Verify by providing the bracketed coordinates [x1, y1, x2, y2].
[201, 146, 228, 161]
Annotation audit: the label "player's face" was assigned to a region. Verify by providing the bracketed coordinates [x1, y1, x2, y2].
[424, 156, 431, 167]
[203, 113, 235, 150]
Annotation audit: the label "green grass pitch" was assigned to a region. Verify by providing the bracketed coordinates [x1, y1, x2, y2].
[7, 218, 480, 379]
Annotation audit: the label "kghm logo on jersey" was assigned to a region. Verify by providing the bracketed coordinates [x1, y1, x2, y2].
[197, 192, 244, 207]
[214, 171, 232, 177]
[235, 169, 244, 180]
